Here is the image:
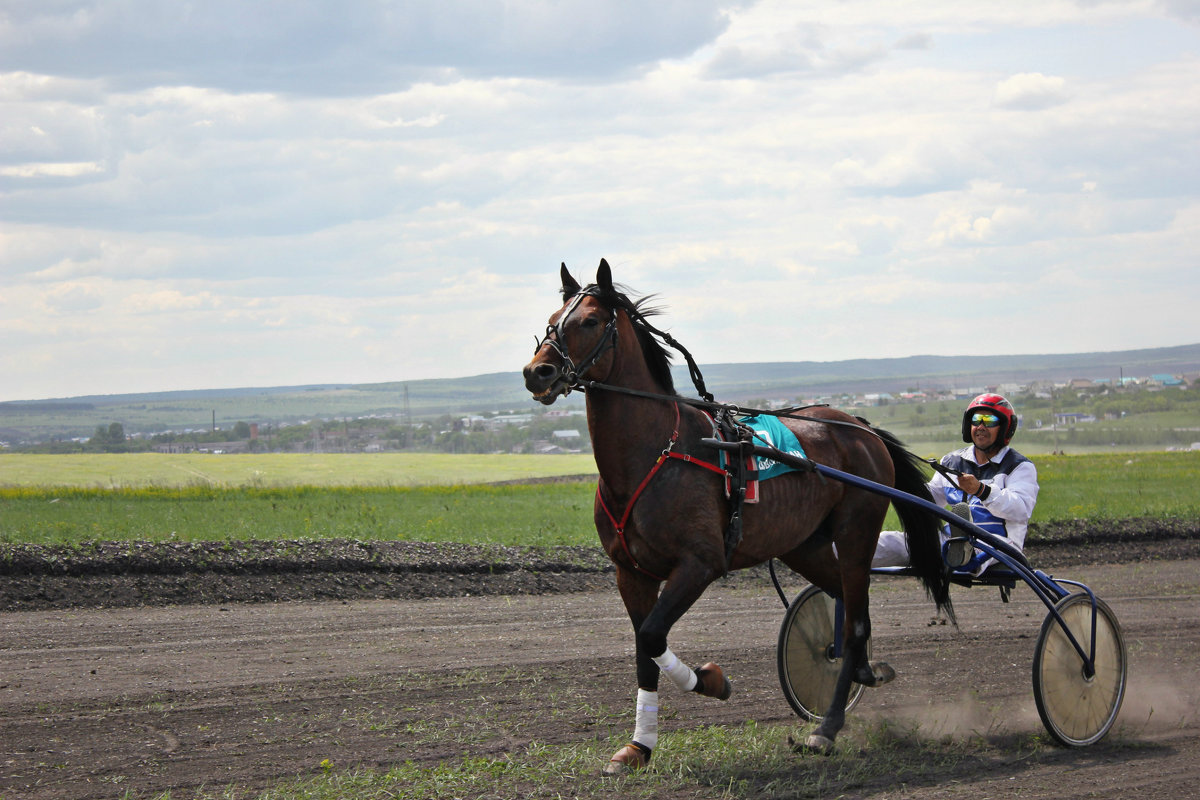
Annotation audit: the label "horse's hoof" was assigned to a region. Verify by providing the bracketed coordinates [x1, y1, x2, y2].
[855, 659, 897, 687]
[696, 662, 732, 700]
[789, 733, 836, 755]
[602, 743, 650, 776]
[870, 660, 896, 686]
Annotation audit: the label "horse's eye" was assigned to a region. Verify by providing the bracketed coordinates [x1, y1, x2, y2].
[581, 317, 600, 329]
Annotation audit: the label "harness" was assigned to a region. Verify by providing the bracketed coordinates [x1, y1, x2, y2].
[594, 402, 775, 581]
[535, 283, 829, 581]
[596, 402, 722, 580]
[533, 283, 873, 438]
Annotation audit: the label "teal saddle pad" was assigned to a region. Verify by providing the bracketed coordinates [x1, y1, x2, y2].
[737, 414, 808, 481]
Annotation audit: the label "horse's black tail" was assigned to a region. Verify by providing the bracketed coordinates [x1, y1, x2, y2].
[875, 426, 956, 623]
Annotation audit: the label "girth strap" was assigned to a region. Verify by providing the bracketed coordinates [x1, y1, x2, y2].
[717, 414, 758, 571]
[596, 402, 728, 582]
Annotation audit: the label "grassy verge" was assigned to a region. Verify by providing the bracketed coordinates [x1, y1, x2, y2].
[2, 451, 1198, 547]
[129, 717, 1078, 800]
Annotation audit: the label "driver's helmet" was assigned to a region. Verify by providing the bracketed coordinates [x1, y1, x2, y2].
[961, 393, 1018, 445]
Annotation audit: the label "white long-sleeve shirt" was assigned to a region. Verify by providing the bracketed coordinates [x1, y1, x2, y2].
[927, 444, 1039, 551]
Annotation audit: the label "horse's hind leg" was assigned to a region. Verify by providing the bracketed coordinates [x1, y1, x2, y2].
[800, 506, 894, 754]
[781, 532, 896, 691]
[604, 561, 728, 776]
[798, 565, 873, 754]
[779, 535, 841, 596]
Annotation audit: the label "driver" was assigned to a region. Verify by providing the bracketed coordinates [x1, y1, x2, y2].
[873, 393, 1040, 574]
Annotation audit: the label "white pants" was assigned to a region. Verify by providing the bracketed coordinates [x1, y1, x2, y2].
[874, 529, 1000, 575]
[872, 529, 914, 567]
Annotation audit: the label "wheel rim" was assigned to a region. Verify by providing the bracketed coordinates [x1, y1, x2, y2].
[1034, 594, 1126, 746]
[778, 588, 866, 721]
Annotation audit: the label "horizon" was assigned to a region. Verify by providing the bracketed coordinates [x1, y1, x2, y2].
[3, 2, 1198, 403]
[6, 340, 1198, 405]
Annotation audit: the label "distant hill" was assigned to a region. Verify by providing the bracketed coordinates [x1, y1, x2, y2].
[692, 343, 1200, 401]
[2, 343, 1198, 443]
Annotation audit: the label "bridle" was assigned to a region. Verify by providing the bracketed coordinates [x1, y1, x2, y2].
[529, 280, 885, 581]
[532, 285, 619, 392]
[533, 283, 881, 440]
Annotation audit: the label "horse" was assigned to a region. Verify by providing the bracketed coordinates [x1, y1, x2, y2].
[522, 259, 953, 775]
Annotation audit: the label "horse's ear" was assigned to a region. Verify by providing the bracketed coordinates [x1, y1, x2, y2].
[596, 258, 613, 291]
[560, 262, 580, 299]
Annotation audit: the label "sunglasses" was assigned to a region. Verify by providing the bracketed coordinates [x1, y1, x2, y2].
[971, 413, 1002, 428]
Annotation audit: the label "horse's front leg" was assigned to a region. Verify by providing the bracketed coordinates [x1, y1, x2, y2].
[604, 560, 730, 777]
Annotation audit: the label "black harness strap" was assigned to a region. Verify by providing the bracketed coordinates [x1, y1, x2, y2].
[548, 282, 878, 574]
[580, 378, 882, 442]
[710, 409, 756, 571]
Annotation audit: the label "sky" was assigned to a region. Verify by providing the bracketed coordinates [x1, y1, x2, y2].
[2, 1, 1198, 403]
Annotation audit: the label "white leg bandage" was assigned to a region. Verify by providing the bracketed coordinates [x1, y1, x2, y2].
[633, 689, 659, 750]
[652, 647, 698, 692]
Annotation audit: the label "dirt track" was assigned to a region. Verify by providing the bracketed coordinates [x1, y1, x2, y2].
[2, 541, 1199, 800]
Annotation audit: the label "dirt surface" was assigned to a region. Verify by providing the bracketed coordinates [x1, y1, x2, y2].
[3, 517, 1198, 613]
[1, 524, 1199, 799]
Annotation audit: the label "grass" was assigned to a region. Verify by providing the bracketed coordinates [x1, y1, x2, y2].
[0, 452, 598, 489]
[1033, 451, 1200, 519]
[0, 483, 598, 547]
[125, 717, 1061, 800]
[3, 451, 1198, 547]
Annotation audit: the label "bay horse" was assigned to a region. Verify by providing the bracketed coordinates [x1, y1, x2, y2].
[523, 259, 952, 775]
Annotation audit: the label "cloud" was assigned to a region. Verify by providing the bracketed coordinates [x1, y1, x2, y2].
[1, 1, 1199, 401]
[993, 72, 1070, 110]
[702, 17, 896, 80]
[0, 154, 103, 177]
[0, 1, 745, 94]
[830, 215, 903, 257]
[124, 289, 219, 314]
[38, 280, 104, 314]
[928, 204, 1036, 246]
[1159, 0, 1200, 23]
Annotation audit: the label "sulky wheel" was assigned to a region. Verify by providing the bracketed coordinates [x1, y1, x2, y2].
[1032, 592, 1127, 746]
[777, 585, 867, 722]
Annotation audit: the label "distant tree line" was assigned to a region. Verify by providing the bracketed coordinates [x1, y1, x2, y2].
[12, 383, 1194, 455]
[13, 412, 592, 455]
[87, 422, 130, 452]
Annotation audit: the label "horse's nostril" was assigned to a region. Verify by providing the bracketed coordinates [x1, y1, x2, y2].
[524, 361, 561, 392]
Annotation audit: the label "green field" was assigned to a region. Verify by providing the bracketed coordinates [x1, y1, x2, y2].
[0, 452, 598, 489]
[2, 451, 1198, 547]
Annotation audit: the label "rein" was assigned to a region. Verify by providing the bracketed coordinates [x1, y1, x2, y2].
[579, 377, 884, 441]
[546, 281, 878, 581]
[544, 283, 881, 439]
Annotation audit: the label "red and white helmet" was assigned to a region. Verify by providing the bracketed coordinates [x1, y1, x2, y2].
[961, 393, 1018, 445]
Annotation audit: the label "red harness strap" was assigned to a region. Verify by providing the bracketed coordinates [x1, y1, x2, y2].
[596, 402, 728, 581]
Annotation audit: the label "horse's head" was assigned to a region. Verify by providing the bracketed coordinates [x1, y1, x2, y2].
[523, 259, 621, 404]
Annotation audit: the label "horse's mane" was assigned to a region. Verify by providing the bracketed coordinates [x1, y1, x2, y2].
[589, 283, 677, 396]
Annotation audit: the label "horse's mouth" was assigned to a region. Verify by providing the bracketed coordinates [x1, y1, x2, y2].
[531, 382, 566, 405]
